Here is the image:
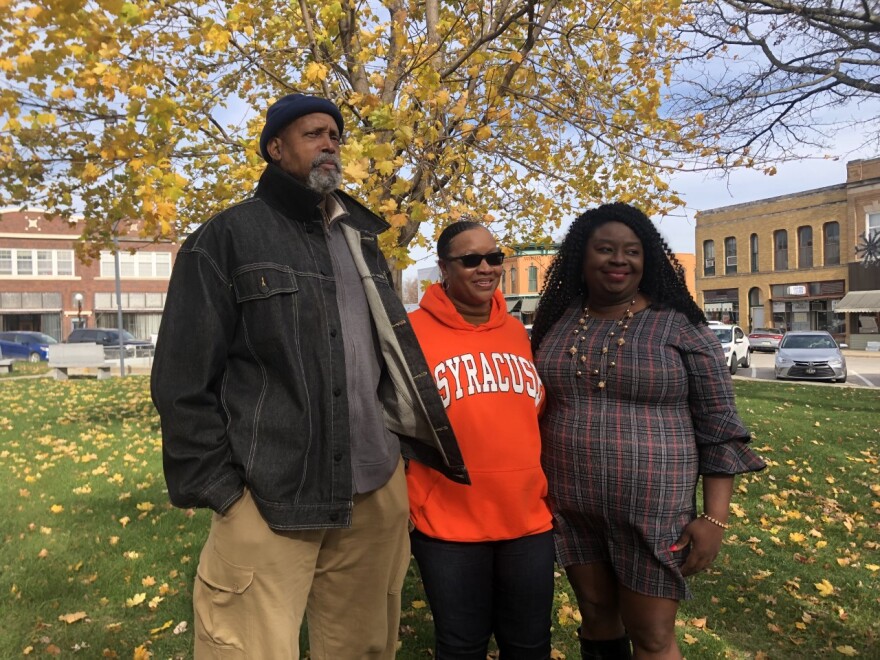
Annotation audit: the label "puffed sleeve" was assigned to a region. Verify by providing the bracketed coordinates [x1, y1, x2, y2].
[678, 319, 766, 476]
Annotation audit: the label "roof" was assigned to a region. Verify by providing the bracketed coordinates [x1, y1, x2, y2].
[835, 290, 880, 313]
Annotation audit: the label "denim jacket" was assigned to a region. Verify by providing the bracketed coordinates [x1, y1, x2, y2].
[151, 164, 469, 530]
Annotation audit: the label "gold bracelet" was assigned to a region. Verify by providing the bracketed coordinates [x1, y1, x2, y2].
[699, 513, 730, 530]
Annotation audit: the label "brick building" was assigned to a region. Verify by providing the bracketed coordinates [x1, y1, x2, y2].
[695, 157, 880, 348]
[0, 208, 178, 341]
[500, 244, 557, 324]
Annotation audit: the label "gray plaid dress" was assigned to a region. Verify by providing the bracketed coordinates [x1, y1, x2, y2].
[535, 303, 765, 600]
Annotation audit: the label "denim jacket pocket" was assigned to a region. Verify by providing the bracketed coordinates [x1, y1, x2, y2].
[232, 263, 298, 302]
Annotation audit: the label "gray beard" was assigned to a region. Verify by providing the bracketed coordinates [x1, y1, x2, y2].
[307, 167, 342, 195]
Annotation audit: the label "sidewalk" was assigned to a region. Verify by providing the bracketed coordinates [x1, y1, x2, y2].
[842, 348, 880, 358]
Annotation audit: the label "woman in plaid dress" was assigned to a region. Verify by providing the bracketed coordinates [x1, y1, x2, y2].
[531, 203, 765, 659]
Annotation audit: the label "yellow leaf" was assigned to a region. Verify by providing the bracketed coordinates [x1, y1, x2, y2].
[682, 633, 697, 644]
[304, 62, 328, 83]
[133, 645, 152, 659]
[150, 620, 173, 634]
[119, 516, 130, 527]
[142, 576, 156, 587]
[344, 159, 370, 182]
[789, 532, 806, 543]
[136, 502, 154, 512]
[866, 564, 880, 572]
[126, 592, 147, 607]
[58, 611, 87, 624]
[814, 579, 834, 597]
[411, 600, 427, 609]
[50, 504, 64, 514]
[475, 125, 492, 141]
[836, 646, 859, 656]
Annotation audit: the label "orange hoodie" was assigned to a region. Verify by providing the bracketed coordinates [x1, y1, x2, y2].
[406, 283, 552, 542]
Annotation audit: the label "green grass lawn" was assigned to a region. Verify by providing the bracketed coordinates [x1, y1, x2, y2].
[0, 376, 877, 658]
[0, 361, 50, 379]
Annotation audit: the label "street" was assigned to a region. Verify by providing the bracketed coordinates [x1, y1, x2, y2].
[735, 350, 880, 388]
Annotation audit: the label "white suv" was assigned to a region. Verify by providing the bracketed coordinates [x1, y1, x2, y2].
[709, 324, 751, 375]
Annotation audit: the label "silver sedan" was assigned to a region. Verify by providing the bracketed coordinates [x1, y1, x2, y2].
[774, 331, 847, 383]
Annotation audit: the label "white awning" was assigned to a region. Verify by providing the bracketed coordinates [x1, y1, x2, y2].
[834, 290, 880, 313]
[520, 297, 540, 313]
[704, 302, 733, 312]
[506, 299, 522, 312]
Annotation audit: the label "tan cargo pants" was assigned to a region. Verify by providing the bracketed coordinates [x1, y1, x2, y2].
[192, 459, 410, 659]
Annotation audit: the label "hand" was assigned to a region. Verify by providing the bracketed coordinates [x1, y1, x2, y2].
[671, 517, 725, 577]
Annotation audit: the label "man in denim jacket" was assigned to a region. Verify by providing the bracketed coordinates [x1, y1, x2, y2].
[151, 94, 468, 659]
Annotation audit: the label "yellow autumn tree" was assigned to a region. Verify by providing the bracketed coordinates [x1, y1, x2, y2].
[0, 0, 703, 271]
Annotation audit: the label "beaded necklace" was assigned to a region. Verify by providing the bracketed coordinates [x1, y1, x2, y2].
[568, 298, 635, 389]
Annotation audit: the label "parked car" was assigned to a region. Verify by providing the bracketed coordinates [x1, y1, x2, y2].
[709, 324, 751, 374]
[748, 327, 786, 353]
[0, 331, 58, 361]
[774, 331, 847, 383]
[66, 328, 154, 357]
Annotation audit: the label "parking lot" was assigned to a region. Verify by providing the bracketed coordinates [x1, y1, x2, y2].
[736, 350, 880, 388]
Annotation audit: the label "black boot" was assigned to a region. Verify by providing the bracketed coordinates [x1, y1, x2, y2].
[578, 630, 632, 660]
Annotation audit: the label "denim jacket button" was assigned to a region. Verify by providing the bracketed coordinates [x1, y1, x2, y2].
[329, 328, 337, 337]
[329, 513, 339, 522]
[333, 387, 342, 396]
[333, 452, 342, 462]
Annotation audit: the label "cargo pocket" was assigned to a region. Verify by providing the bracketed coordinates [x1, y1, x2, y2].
[194, 548, 255, 656]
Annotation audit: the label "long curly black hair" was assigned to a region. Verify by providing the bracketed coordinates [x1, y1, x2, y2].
[531, 202, 706, 351]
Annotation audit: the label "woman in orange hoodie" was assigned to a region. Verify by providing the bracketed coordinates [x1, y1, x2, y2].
[407, 220, 554, 659]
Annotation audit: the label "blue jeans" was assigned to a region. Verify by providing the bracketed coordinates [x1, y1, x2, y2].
[410, 529, 555, 660]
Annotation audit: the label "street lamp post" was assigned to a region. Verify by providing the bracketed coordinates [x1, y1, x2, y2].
[113, 232, 126, 378]
[105, 114, 126, 378]
[74, 293, 83, 327]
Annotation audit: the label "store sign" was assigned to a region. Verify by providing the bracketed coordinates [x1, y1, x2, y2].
[786, 285, 807, 296]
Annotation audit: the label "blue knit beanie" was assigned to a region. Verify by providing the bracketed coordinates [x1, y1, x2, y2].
[259, 94, 344, 162]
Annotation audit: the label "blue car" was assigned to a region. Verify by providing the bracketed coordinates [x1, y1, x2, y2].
[0, 331, 59, 361]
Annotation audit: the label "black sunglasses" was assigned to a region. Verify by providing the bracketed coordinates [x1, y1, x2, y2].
[445, 251, 505, 268]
